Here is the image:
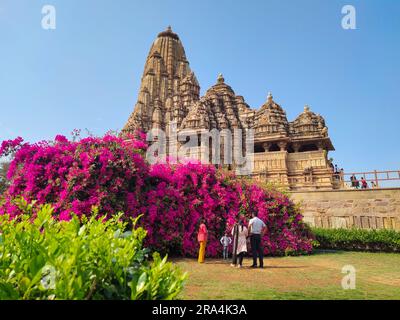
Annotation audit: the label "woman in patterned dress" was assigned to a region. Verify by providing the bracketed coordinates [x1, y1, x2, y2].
[231, 219, 248, 268]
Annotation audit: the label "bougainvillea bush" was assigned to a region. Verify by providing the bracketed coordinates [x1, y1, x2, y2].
[145, 163, 313, 256]
[0, 134, 313, 257]
[0, 134, 148, 220]
[143, 163, 242, 257]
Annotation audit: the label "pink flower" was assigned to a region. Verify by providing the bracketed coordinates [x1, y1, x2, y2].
[0, 134, 313, 257]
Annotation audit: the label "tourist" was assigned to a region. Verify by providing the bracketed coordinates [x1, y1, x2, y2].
[332, 164, 339, 180]
[197, 218, 208, 263]
[328, 158, 334, 170]
[248, 212, 267, 268]
[329, 160, 334, 173]
[230, 221, 239, 267]
[361, 177, 368, 189]
[231, 220, 248, 268]
[351, 175, 359, 189]
[371, 181, 377, 188]
[350, 174, 355, 187]
[220, 232, 232, 260]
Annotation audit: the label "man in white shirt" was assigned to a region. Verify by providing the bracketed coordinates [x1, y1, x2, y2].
[248, 212, 267, 268]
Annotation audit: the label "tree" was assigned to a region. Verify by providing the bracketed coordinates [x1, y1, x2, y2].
[0, 161, 10, 194]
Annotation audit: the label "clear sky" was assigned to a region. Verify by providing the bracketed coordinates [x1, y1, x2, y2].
[0, 0, 399, 173]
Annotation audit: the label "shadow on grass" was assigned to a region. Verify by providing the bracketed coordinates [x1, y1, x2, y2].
[193, 261, 309, 269]
[205, 262, 309, 269]
[262, 265, 309, 269]
[171, 249, 348, 264]
[310, 249, 346, 256]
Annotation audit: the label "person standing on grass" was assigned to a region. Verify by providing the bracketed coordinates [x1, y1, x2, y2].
[197, 218, 208, 263]
[220, 232, 232, 260]
[249, 212, 266, 268]
[230, 221, 239, 266]
[231, 220, 248, 268]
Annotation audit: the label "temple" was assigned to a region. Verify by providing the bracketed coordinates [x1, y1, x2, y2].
[123, 27, 336, 190]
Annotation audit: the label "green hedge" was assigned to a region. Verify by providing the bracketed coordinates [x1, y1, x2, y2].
[0, 201, 187, 300]
[312, 227, 400, 252]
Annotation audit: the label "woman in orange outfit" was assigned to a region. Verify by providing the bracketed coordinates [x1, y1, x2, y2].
[197, 219, 208, 263]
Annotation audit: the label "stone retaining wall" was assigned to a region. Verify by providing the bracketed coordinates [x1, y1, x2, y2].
[290, 188, 400, 230]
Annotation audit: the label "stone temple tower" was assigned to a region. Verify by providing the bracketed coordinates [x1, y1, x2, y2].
[123, 26, 200, 133]
[123, 27, 337, 190]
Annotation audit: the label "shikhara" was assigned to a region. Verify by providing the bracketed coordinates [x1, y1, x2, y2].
[123, 26, 336, 191]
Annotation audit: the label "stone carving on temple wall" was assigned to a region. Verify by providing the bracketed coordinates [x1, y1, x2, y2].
[253, 92, 289, 137]
[290, 105, 328, 138]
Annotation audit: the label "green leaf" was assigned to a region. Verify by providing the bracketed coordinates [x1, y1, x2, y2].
[136, 272, 147, 295]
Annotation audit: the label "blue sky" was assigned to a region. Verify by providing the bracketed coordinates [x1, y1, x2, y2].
[0, 0, 399, 173]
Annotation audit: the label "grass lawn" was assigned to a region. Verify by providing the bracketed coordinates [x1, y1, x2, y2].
[174, 250, 400, 300]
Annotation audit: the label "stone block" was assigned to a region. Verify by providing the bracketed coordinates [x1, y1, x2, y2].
[376, 201, 389, 206]
[361, 216, 370, 229]
[303, 216, 315, 227]
[369, 216, 377, 229]
[376, 217, 383, 229]
[293, 188, 400, 230]
[346, 216, 354, 228]
[314, 217, 322, 227]
[331, 216, 347, 228]
[322, 216, 330, 228]
[354, 202, 369, 209]
[394, 219, 400, 231]
[392, 218, 398, 230]
[383, 217, 393, 229]
[354, 216, 362, 228]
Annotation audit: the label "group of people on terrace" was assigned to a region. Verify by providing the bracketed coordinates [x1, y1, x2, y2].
[350, 174, 376, 189]
[331, 162, 377, 189]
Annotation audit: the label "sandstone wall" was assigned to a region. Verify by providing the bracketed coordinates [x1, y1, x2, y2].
[290, 188, 400, 230]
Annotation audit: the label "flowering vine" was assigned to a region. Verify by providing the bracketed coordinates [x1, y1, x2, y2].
[0, 133, 313, 256]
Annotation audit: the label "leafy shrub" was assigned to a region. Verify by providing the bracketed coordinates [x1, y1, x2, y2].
[312, 227, 400, 252]
[0, 201, 187, 300]
[0, 134, 314, 257]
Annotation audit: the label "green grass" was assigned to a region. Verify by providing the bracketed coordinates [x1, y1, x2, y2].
[174, 250, 400, 300]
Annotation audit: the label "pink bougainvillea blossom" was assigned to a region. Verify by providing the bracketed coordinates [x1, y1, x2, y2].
[0, 133, 313, 256]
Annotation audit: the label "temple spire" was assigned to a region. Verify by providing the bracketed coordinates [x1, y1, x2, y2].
[123, 27, 199, 133]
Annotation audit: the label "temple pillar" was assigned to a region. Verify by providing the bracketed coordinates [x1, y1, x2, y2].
[262, 142, 270, 152]
[278, 142, 287, 152]
[292, 142, 301, 152]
